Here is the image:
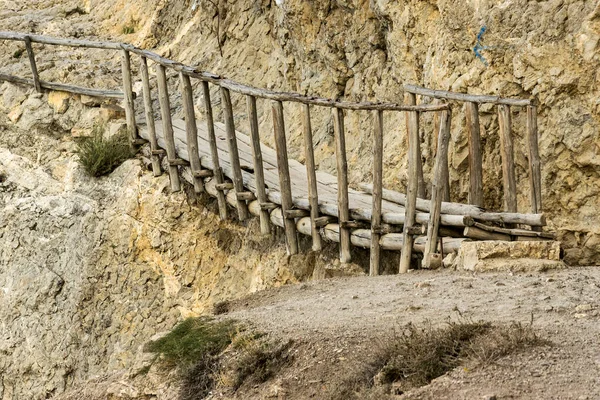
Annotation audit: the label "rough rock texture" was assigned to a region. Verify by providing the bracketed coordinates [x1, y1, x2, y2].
[452, 240, 564, 272]
[0, 113, 356, 398]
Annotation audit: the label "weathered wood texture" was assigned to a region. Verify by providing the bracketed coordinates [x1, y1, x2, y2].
[23, 36, 41, 92]
[370, 110, 384, 276]
[527, 105, 542, 214]
[221, 87, 250, 220]
[121, 49, 138, 145]
[405, 93, 426, 198]
[333, 107, 351, 263]
[498, 104, 517, 213]
[180, 72, 204, 193]
[399, 103, 421, 273]
[201, 81, 228, 219]
[155, 63, 181, 191]
[0, 73, 124, 98]
[404, 84, 531, 106]
[272, 100, 299, 255]
[246, 95, 270, 235]
[466, 102, 484, 207]
[139, 56, 162, 176]
[302, 104, 322, 251]
[423, 109, 451, 269]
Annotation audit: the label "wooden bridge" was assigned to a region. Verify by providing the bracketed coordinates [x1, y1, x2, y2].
[0, 32, 552, 275]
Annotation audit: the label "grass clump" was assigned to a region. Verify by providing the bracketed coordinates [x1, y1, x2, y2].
[12, 48, 24, 59]
[329, 320, 549, 399]
[75, 126, 134, 177]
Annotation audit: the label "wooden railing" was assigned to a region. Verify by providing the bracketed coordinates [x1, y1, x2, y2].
[0, 32, 546, 275]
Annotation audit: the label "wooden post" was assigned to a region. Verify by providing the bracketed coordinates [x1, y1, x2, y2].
[246, 94, 270, 235]
[155, 64, 181, 192]
[370, 110, 384, 276]
[180, 72, 204, 193]
[405, 93, 425, 198]
[466, 102, 483, 207]
[139, 56, 162, 176]
[272, 100, 299, 255]
[201, 81, 228, 219]
[399, 108, 420, 273]
[23, 36, 41, 93]
[121, 48, 138, 146]
[301, 104, 322, 251]
[527, 105, 542, 214]
[498, 104, 517, 212]
[332, 107, 351, 263]
[423, 109, 451, 269]
[432, 99, 450, 202]
[221, 87, 250, 220]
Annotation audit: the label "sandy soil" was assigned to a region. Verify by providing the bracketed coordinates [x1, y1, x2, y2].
[218, 267, 600, 399]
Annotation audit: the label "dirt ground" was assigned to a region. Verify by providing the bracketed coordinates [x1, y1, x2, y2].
[215, 267, 600, 400]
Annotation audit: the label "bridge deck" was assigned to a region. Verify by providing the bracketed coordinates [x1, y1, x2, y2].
[147, 118, 407, 219]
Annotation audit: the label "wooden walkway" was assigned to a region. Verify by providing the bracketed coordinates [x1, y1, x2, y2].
[0, 31, 553, 275]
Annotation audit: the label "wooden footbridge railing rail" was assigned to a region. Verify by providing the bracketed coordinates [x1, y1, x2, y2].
[0, 32, 549, 275]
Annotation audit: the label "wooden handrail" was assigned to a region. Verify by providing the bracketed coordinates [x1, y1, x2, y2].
[404, 84, 532, 106]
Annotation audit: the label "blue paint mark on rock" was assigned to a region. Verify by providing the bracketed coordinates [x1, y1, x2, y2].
[473, 26, 489, 66]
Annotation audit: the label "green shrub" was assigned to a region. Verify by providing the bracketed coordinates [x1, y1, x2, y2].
[12, 48, 24, 58]
[75, 128, 134, 177]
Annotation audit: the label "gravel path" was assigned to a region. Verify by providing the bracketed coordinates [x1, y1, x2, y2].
[223, 267, 600, 399]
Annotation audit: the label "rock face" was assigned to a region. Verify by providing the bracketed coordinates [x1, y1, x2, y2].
[0, 104, 356, 398]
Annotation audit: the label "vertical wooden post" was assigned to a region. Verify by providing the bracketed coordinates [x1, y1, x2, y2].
[527, 105, 542, 214]
[370, 110, 384, 276]
[202, 81, 228, 219]
[221, 87, 250, 221]
[247, 95, 270, 235]
[23, 36, 41, 93]
[399, 108, 420, 273]
[301, 104, 322, 251]
[498, 104, 517, 212]
[466, 102, 484, 207]
[155, 64, 181, 192]
[423, 109, 451, 269]
[121, 48, 138, 146]
[139, 56, 162, 176]
[405, 93, 425, 198]
[332, 107, 351, 264]
[272, 100, 299, 255]
[432, 99, 450, 202]
[180, 72, 205, 193]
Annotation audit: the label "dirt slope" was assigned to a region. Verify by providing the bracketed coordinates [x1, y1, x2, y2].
[218, 268, 600, 399]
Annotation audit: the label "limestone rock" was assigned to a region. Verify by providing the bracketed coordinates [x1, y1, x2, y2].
[452, 241, 565, 272]
[48, 91, 70, 114]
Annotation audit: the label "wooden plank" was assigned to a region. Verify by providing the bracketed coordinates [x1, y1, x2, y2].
[333, 107, 351, 263]
[404, 84, 531, 106]
[405, 93, 426, 198]
[464, 226, 511, 241]
[498, 104, 517, 213]
[370, 110, 384, 276]
[140, 56, 162, 176]
[221, 87, 249, 220]
[466, 102, 483, 207]
[121, 49, 138, 146]
[272, 100, 299, 255]
[423, 109, 451, 269]
[472, 222, 555, 239]
[0, 31, 123, 49]
[155, 63, 181, 192]
[201, 81, 228, 219]
[399, 105, 420, 273]
[527, 105, 542, 214]
[246, 94, 270, 235]
[0, 73, 124, 98]
[302, 104, 322, 251]
[180, 72, 204, 193]
[23, 36, 41, 92]
[359, 183, 545, 226]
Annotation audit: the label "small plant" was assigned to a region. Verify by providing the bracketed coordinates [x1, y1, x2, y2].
[12, 48, 24, 58]
[213, 300, 230, 315]
[229, 339, 294, 390]
[328, 320, 549, 399]
[75, 126, 134, 177]
[121, 17, 137, 35]
[145, 317, 238, 400]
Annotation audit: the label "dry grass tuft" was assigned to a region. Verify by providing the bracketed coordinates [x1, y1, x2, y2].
[75, 126, 134, 177]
